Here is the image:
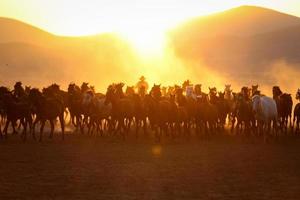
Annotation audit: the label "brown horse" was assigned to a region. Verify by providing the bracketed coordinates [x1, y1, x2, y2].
[195, 93, 218, 136]
[145, 84, 174, 142]
[234, 93, 253, 135]
[67, 83, 86, 132]
[273, 86, 293, 133]
[294, 89, 300, 134]
[29, 88, 65, 141]
[0, 87, 32, 140]
[105, 83, 135, 138]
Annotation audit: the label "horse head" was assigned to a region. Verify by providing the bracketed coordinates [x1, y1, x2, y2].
[272, 86, 282, 99]
[151, 84, 161, 100]
[209, 87, 217, 96]
[125, 86, 135, 97]
[225, 84, 231, 91]
[182, 80, 191, 90]
[81, 82, 90, 93]
[194, 84, 202, 95]
[28, 88, 43, 106]
[218, 92, 225, 99]
[296, 89, 300, 100]
[104, 84, 117, 105]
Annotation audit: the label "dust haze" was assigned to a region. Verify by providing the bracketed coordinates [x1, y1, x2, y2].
[0, 32, 299, 98]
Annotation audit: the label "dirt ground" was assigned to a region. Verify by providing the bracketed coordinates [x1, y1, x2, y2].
[0, 132, 300, 200]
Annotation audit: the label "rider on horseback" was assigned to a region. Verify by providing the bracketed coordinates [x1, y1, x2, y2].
[136, 76, 149, 97]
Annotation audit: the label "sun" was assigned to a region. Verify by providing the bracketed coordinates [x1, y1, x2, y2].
[116, 24, 168, 56]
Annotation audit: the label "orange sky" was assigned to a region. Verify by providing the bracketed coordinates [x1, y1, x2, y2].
[0, 0, 300, 36]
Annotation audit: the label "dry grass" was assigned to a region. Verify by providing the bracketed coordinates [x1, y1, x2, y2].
[0, 133, 300, 200]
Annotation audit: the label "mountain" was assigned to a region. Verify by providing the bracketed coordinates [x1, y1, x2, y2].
[0, 17, 138, 90]
[171, 6, 300, 39]
[169, 6, 300, 79]
[0, 17, 56, 45]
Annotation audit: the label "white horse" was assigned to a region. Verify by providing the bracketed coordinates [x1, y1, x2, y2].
[252, 95, 278, 141]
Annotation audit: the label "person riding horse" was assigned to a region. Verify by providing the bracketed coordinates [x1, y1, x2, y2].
[136, 76, 149, 97]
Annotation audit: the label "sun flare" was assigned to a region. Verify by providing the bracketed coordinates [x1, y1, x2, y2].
[118, 29, 167, 56]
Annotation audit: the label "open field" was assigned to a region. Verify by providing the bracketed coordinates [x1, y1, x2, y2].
[0, 132, 300, 200]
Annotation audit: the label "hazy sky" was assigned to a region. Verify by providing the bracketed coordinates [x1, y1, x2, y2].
[0, 0, 300, 36]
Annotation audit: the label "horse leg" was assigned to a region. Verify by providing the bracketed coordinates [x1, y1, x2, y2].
[0, 121, 2, 139]
[283, 116, 287, 134]
[49, 120, 55, 139]
[126, 118, 132, 134]
[274, 119, 278, 138]
[143, 118, 147, 136]
[3, 120, 10, 139]
[87, 117, 93, 135]
[12, 120, 18, 135]
[27, 115, 33, 140]
[289, 115, 293, 133]
[296, 117, 300, 134]
[135, 119, 140, 139]
[39, 120, 46, 142]
[79, 116, 85, 134]
[117, 118, 125, 139]
[21, 119, 27, 141]
[31, 117, 40, 140]
[59, 114, 65, 140]
[235, 120, 240, 135]
[231, 117, 236, 133]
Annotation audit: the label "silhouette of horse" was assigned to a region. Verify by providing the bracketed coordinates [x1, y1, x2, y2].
[251, 85, 260, 96]
[234, 93, 253, 135]
[272, 86, 293, 133]
[217, 92, 230, 130]
[67, 83, 85, 132]
[29, 88, 65, 141]
[293, 89, 300, 134]
[81, 89, 111, 136]
[0, 86, 32, 140]
[145, 84, 173, 142]
[105, 83, 135, 138]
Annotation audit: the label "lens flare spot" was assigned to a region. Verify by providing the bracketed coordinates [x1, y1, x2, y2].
[151, 145, 162, 156]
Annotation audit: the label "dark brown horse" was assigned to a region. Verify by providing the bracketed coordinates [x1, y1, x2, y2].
[0, 87, 32, 140]
[195, 93, 218, 136]
[234, 93, 253, 135]
[145, 84, 174, 141]
[67, 83, 85, 132]
[293, 89, 300, 134]
[105, 83, 135, 138]
[273, 86, 293, 133]
[29, 88, 65, 141]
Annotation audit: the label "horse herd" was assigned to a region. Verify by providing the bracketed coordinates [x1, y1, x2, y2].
[0, 81, 300, 142]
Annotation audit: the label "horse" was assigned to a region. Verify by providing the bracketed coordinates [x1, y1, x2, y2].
[293, 89, 300, 134]
[29, 88, 65, 141]
[67, 83, 86, 132]
[234, 93, 253, 135]
[0, 87, 32, 140]
[252, 95, 278, 141]
[195, 93, 218, 136]
[105, 83, 135, 138]
[174, 88, 191, 137]
[81, 89, 111, 136]
[272, 86, 293, 133]
[125, 86, 148, 137]
[145, 84, 173, 142]
[217, 92, 230, 130]
[251, 85, 260, 96]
